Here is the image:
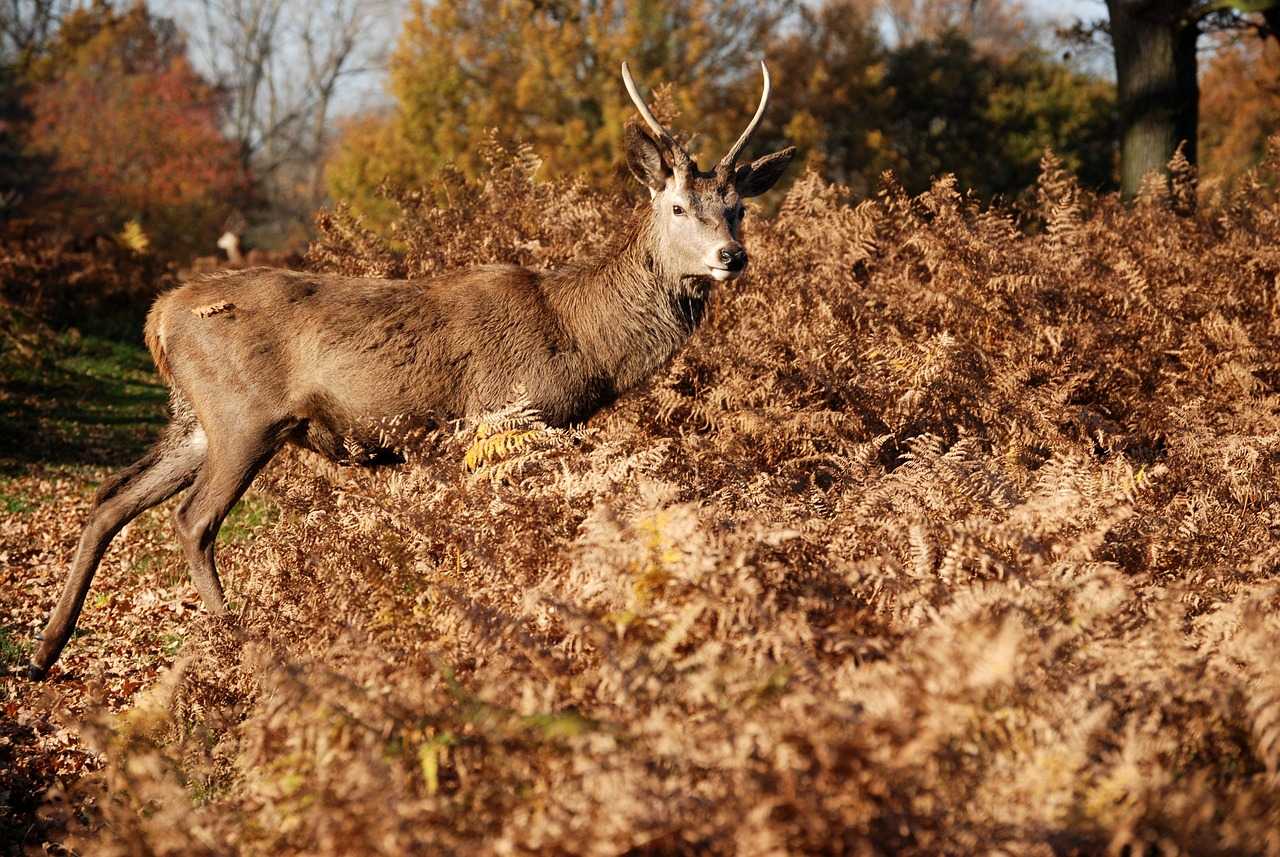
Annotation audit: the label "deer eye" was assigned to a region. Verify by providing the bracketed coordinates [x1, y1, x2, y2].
[672, 204, 685, 216]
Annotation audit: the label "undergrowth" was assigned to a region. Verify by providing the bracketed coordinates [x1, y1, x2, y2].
[25, 138, 1280, 855]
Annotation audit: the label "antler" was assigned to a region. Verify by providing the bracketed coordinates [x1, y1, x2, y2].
[622, 61, 692, 171]
[718, 60, 771, 173]
[622, 61, 671, 143]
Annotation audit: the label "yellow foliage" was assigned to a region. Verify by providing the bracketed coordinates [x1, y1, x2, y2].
[116, 219, 150, 254]
[23, 136, 1280, 857]
[463, 426, 543, 472]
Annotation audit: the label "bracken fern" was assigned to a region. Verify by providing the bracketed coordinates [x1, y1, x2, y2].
[43, 137, 1280, 856]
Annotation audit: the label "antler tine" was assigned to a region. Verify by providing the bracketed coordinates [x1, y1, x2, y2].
[719, 60, 771, 172]
[621, 61, 672, 143]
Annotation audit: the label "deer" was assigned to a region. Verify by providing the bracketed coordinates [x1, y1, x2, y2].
[27, 61, 795, 680]
[183, 231, 303, 279]
[216, 230, 303, 270]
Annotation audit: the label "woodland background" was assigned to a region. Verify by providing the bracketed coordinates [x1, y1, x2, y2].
[5, 1, 1280, 855]
[0, 0, 1277, 265]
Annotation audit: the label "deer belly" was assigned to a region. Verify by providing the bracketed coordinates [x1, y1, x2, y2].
[292, 387, 450, 465]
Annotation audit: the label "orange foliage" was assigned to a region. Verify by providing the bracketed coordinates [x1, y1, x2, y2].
[26, 5, 247, 260]
[1200, 33, 1280, 184]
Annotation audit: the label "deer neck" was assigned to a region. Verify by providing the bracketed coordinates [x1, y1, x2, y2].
[547, 210, 709, 392]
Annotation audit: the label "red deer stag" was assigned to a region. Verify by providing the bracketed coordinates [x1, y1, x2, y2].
[28, 62, 795, 679]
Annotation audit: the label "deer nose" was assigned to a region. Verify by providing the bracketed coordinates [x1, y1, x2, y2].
[719, 244, 747, 272]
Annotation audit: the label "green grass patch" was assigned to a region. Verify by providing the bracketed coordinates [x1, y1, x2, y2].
[0, 475, 40, 514]
[0, 626, 31, 668]
[0, 490, 34, 514]
[219, 493, 280, 544]
[0, 332, 168, 473]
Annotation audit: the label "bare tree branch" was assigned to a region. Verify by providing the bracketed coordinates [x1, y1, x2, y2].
[0, 0, 77, 66]
[176, 0, 395, 232]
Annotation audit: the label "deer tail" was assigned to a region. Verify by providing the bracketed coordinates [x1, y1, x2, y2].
[144, 293, 175, 385]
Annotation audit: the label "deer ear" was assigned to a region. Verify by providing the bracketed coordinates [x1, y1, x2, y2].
[625, 123, 671, 192]
[734, 147, 796, 198]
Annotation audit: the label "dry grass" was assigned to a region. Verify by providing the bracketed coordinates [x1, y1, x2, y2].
[7, 137, 1280, 855]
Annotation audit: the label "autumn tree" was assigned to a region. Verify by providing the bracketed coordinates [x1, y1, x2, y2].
[0, 0, 73, 218]
[25, 3, 247, 259]
[767, 4, 1114, 199]
[878, 33, 1115, 197]
[765, 1, 894, 196]
[1199, 30, 1280, 184]
[326, 0, 793, 226]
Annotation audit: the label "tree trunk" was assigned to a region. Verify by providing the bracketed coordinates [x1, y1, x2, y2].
[1265, 8, 1280, 43]
[1106, 1, 1198, 199]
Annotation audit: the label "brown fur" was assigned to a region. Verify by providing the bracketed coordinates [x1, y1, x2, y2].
[29, 195, 741, 678]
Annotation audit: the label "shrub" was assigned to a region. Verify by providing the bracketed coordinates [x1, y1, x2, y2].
[0, 219, 171, 316]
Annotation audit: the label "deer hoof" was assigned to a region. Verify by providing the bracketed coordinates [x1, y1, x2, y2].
[27, 663, 48, 681]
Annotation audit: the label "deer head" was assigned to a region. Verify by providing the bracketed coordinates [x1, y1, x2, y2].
[622, 60, 795, 283]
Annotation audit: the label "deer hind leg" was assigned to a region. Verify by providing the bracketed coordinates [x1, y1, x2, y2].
[172, 422, 289, 617]
[29, 413, 207, 679]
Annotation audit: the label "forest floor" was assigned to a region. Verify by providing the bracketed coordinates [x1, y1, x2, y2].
[0, 330, 276, 854]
